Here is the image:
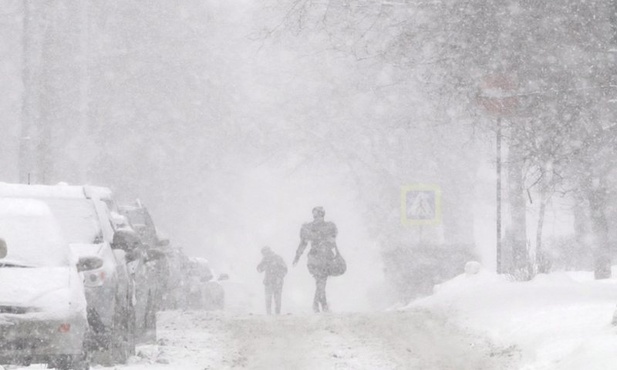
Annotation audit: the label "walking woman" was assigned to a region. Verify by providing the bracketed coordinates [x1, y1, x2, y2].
[292, 206, 338, 313]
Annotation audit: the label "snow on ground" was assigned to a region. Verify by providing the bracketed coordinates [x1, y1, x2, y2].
[128, 309, 515, 370]
[405, 267, 617, 370]
[10, 266, 617, 370]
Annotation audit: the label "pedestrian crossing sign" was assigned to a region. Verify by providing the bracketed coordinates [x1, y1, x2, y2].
[401, 184, 442, 226]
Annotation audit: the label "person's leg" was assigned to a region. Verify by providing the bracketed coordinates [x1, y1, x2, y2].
[274, 281, 283, 315]
[315, 275, 328, 312]
[308, 261, 321, 313]
[312, 277, 321, 312]
[265, 284, 273, 315]
[313, 277, 319, 313]
[319, 276, 329, 312]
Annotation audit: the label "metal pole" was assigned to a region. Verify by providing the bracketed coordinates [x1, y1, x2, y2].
[78, 0, 90, 182]
[19, 0, 33, 184]
[496, 117, 502, 274]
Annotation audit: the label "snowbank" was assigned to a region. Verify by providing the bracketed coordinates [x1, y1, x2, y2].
[405, 267, 617, 369]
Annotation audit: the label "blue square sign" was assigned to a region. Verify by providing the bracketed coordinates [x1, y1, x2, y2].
[401, 184, 442, 226]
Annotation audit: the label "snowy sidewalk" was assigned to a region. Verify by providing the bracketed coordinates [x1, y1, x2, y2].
[406, 269, 617, 370]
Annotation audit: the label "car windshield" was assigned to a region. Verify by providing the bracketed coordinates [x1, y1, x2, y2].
[124, 209, 146, 226]
[0, 198, 69, 267]
[41, 198, 103, 244]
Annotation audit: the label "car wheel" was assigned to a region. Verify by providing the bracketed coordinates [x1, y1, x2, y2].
[51, 353, 90, 370]
[70, 353, 90, 370]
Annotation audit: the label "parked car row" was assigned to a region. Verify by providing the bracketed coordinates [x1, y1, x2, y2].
[116, 202, 229, 313]
[0, 183, 160, 369]
[0, 182, 227, 369]
[117, 201, 170, 342]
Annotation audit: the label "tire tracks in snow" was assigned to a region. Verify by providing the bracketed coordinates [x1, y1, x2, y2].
[207, 309, 519, 370]
[12, 309, 519, 370]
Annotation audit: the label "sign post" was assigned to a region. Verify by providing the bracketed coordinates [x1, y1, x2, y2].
[477, 74, 518, 274]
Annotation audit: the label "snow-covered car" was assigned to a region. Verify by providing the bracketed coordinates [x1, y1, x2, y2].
[157, 250, 227, 311]
[212, 273, 259, 314]
[0, 183, 137, 365]
[187, 257, 225, 310]
[118, 201, 170, 342]
[0, 198, 101, 370]
[118, 200, 168, 248]
[158, 246, 191, 310]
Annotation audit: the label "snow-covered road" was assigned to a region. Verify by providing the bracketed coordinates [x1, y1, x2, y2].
[101, 309, 518, 370]
[7, 309, 518, 370]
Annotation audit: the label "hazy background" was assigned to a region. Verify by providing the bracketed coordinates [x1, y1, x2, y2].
[3, 0, 608, 312]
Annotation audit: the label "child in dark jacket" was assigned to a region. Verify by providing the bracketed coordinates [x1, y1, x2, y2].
[257, 246, 288, 315]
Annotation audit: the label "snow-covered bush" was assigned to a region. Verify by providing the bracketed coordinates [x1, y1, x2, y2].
[544, 236, 593, 271]
[382, 243, 477, 302]
[464, 261, 481, 275]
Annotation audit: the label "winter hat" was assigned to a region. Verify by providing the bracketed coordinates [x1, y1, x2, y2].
[312, 206, 325, 217]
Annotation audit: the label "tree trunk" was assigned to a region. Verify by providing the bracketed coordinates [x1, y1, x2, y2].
[535, 189, 550, 273]
[19, 0, 53, 184]
[506, 128, 528, 276]
[19, 0, 35, 184]
[586, 178, 611, 279]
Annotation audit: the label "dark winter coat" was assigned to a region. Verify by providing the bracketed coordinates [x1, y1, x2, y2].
[300, 220, 337, 277]
[257, 253, 288, 286]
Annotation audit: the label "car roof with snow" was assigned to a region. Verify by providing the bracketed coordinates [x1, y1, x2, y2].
[0, 183, 117, 244]
[0, 198, 69, 267]
[0, 182, 112, 200]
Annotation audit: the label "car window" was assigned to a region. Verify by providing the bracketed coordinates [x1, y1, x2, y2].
[92, 198, 118, 241]
[125, 209, 147, 226]
[0, 198, 69, 267]
[41, 198, 103, 244]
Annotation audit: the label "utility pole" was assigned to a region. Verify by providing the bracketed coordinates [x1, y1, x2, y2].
[19, 0, 51, 184]
[496, 117, 502, 274]
[19, 0, 34, 184]
[478, 74, 518, 274]
[77, 0, 91, 182]
[19, 1, 60, 185]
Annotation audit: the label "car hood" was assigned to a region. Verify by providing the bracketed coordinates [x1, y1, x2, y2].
[0, 266, 73, 310]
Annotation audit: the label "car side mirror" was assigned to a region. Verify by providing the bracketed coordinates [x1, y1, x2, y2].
[77, 256, 104, 272]
[124, 249, 142, 263]
[145, 248, 166, 262]
[0, 238, 7, 259]
[112, 228, 140, 252]
[114, 249, 142, 264]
